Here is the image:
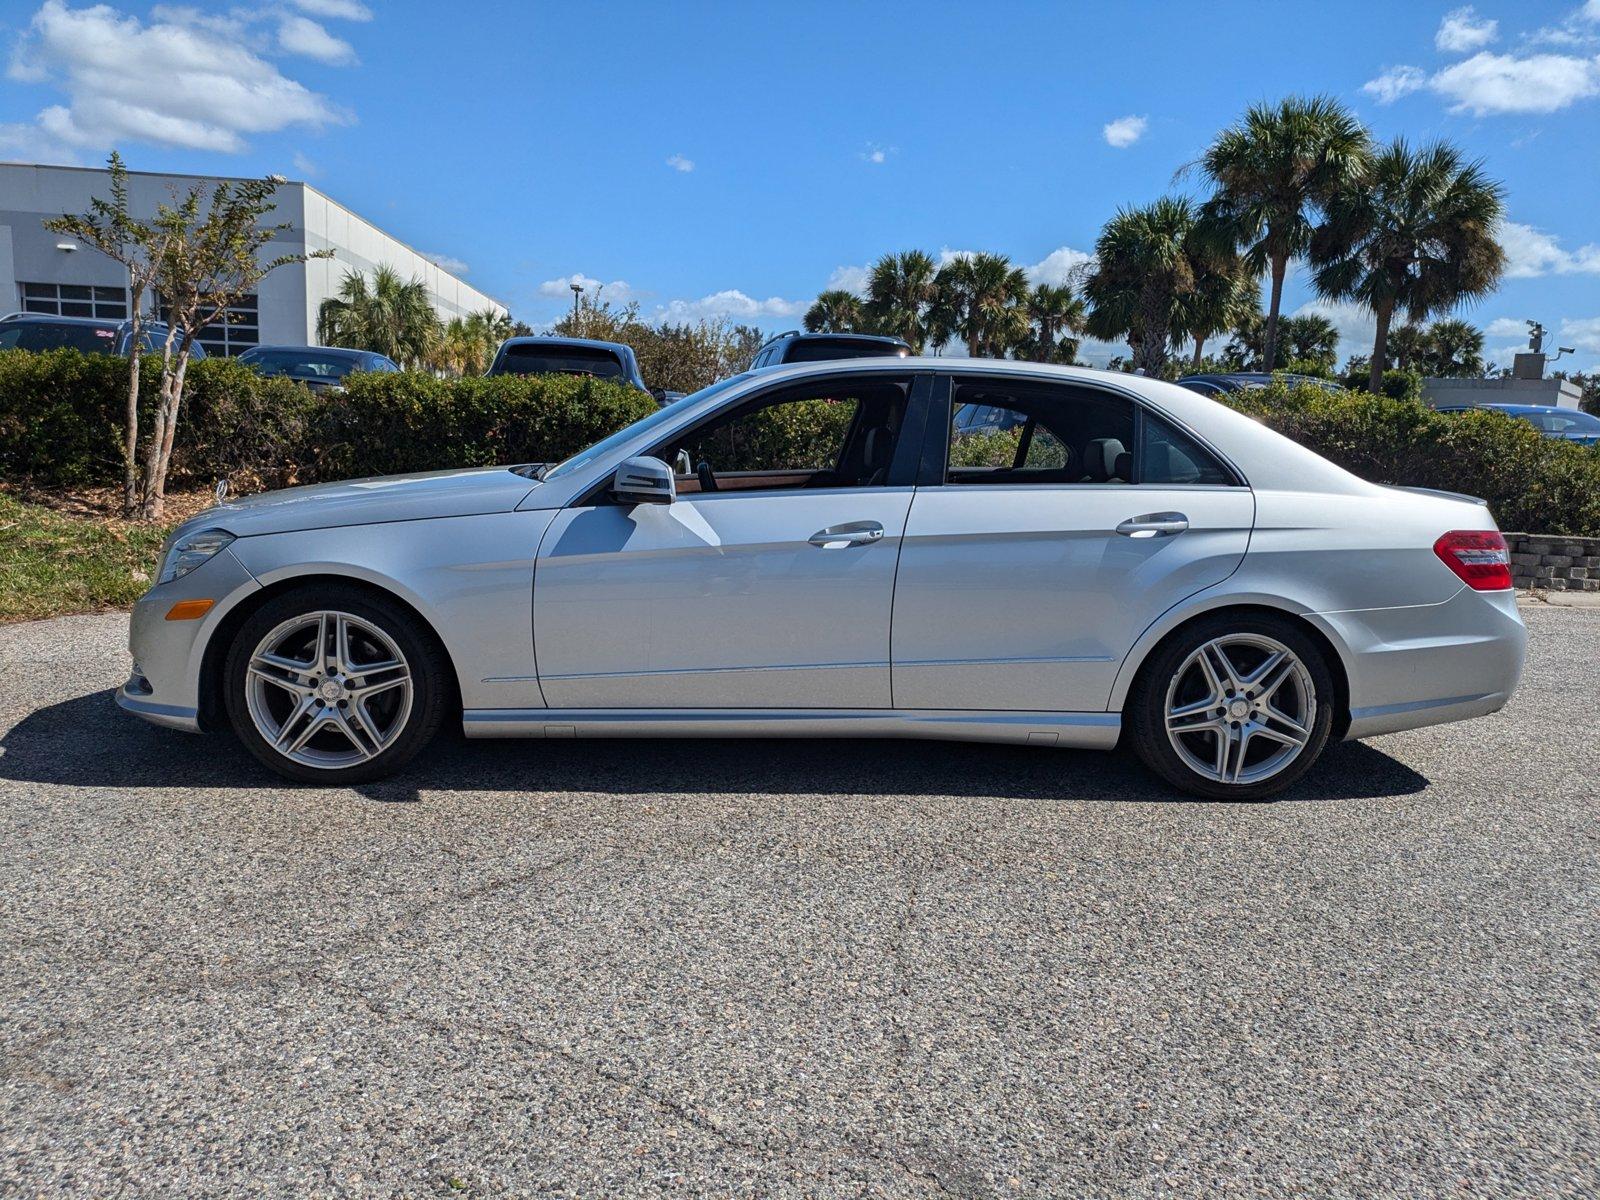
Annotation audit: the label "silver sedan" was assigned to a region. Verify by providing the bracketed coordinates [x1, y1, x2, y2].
[120, 359, 1527, 799]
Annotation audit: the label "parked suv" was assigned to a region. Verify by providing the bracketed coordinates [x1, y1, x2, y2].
[485, 337, 649, 393]
[0, 312, 205, 358]
[750, 331, 911, 368]
[238, 345, 399, 392]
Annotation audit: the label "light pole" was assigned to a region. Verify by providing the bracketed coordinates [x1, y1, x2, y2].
[570, 282, 583, 318]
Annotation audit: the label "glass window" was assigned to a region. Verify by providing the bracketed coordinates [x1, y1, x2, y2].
[779, 338, 908, 363]
[946, 381, 1135, 485]
[495, 344, 626, 378]
[540, 375, 752, 483]
[0, 319, 120, 353]
[157, 293, 259, 356]
[652, 377, 911, 494]
[17, 281, 127, 320]
[1139, 412, 1234, 485]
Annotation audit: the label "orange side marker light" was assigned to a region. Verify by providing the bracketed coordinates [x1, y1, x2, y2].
[164, 599, 215, 621]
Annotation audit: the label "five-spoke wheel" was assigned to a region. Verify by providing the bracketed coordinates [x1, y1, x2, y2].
[1130, 614, 1335, 799]
[225, 586, 446, 783]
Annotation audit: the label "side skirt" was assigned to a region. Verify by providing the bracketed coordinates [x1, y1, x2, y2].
[462, 708, 1121, 749]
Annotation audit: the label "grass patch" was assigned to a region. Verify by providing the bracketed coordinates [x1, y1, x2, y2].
[0, 492, 172, 622]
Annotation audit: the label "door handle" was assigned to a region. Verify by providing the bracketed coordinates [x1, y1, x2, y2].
[1116, 512, 1189, 538]
[809, 521, 884, 548]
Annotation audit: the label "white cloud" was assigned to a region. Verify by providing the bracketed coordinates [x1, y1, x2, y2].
[935, 247, 978, 266]
[865, 148, 885, 164]
[1498, 219, 1600, 277]
[1485, 316, 1531, 338]
[858, 142, 895, 165]
[420, 251, 469, 276]
[1101, 114, 1147, 148]
[1026, 245, 1094, 286]
[825, 264, 870, 295]
[6, 0, 346, 153]
[1436, 6, 1498, 53]
[1559, 316, 1600, 352]
[1430, 51, 1600, 114]
[0, 119, 79, 164]
[538, 274, 639, 303]
[666, 153, 694, 173]
[277, 15, 356, 64]
[291, 150, 318, 177]
[654, 290, 803, 321]
[1362, 65, 1427, 103]
[289, 0, 372, 19]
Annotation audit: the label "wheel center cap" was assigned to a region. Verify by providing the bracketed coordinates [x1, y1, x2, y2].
[318, 679, 345, 702]
[1229, 699, 1251, 719]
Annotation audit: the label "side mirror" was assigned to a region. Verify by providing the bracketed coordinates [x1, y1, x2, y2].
[612, 456, 676, 506]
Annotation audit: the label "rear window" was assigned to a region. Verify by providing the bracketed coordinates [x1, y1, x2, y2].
[242, 350, 363, 380]
[0, 320, 119, 354]
[495, 344, 626, 378]
[779, 339, 908, 363]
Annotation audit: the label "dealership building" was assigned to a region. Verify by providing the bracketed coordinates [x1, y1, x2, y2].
[0, 162, 503, 356]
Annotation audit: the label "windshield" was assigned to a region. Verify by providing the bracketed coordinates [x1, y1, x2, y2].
[0, 321, 119, 353]
[243, 350, 362, 379]
[496, 344, 627, 378]
[539, 374, 752, 482]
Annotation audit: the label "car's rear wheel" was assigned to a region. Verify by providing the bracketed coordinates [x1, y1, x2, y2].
[1128, 613, 1335, 800]
[224, 586, 447, 784]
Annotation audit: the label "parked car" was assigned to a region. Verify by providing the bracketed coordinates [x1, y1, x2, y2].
[750, 331, 912, 367]
[485, 336, 649, 392]
[0, 311, 205, 358]
[120, 359, 1526, 800]
[1177, 372, 1343, 397]
[1434, 402, 1600, 447]
[237, 345, 399, 392]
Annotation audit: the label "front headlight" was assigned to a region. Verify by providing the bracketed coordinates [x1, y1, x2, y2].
[158, 528, 235, 585]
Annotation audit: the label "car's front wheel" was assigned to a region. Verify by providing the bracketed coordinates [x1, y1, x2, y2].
[224, 585, 447, 784]
[1128, 613, 1335, 800]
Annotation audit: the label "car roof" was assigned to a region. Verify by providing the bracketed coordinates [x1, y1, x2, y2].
[244, 344, 374, 358]
[498, 336, 633, 354]
[2, 311, 123, 328]
[1474, 403, 1568, 415]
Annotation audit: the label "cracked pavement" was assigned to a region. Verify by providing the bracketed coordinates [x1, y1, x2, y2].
[1, 604, 1596, 1198]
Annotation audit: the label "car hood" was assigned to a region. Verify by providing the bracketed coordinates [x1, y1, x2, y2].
[194, 467, 541, 538]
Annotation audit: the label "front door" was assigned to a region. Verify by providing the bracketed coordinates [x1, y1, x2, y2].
[534, 373, 927, 709]
[890, 375, 1255, 712]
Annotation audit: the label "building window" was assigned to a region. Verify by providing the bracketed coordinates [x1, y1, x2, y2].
[21, 282, 128, 320]
[157, 293, 260, 356]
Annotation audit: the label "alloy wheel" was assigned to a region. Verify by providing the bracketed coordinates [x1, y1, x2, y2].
[244, 610, 413, 770]
[1163, 633, 1315, 787]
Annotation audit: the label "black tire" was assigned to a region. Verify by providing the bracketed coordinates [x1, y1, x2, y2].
[223, 584, 449, 785]
[1127, 611, 1336, 801]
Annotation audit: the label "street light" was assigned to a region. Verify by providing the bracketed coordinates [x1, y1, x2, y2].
[570, 282, 583, 317]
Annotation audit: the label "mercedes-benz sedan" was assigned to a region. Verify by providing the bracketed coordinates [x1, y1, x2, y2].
[120, 360, 1527, 799]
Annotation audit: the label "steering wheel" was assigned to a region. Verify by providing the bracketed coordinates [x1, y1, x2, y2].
[696, 460, 719, 492]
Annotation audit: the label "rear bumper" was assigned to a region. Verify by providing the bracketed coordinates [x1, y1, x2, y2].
[1316, 587, 1527, 740]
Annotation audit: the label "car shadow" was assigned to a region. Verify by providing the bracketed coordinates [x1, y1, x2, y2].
[0, 689, 1430, 806]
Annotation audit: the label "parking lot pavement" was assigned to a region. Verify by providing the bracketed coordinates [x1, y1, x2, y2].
[0, 605, 1595, 1199]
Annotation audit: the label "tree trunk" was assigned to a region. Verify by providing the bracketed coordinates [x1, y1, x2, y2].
[1263, 254, 1287, 372]
[141, 348, 191, 521]
[1191, 336, 1206, 370]
[123, 343, 141, 515]
[1368, 302, 1394, 395]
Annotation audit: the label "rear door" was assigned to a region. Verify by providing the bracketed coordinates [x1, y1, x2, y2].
[890, 375, 1254, 712]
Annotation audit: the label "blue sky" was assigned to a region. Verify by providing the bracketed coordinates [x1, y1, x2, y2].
[3, 0, 1598, 369]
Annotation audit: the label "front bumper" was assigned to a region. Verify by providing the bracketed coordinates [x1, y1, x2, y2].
[1316, 586, 1527, 740]
[117, 547, 261, 734]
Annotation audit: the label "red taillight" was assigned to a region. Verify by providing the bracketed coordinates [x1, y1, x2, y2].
[1433, 530, 1512, 590]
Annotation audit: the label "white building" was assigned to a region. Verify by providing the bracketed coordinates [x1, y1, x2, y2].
[0, 162, 504, 356]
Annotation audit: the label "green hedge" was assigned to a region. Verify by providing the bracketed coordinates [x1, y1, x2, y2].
[0, 349, 655, 489]
[1225, 382, 1600, 536]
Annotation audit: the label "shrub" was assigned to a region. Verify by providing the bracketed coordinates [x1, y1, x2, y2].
[1337, 365, 1423, 401]
[1225, 382, 1600, 536]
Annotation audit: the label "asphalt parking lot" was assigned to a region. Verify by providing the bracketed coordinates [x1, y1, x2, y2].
[1, 602, 1595, 1199]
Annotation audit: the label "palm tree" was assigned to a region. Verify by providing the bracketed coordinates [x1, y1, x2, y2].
[803, 289, 864, 333]
[864, 250, 939, 351]
[1175, 249, 1256, 369]
[1388, 323, 1427, 373]
[1278, 313, 1340, 373]
[1084, 197, 1205, 376]
[1311, 139, 1505, 393]
[930, 252, 1031, 357]
[1420, 317, 1486, 378]
[317, 265, 439, 366]
[1200, 95, 1371, 372]
[1018, 283, 1087, 364]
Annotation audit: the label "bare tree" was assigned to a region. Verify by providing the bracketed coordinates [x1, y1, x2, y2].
[44, 153, 164, 514]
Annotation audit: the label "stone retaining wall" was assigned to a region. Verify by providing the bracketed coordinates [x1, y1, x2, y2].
[1504, 533, 1600, 592]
